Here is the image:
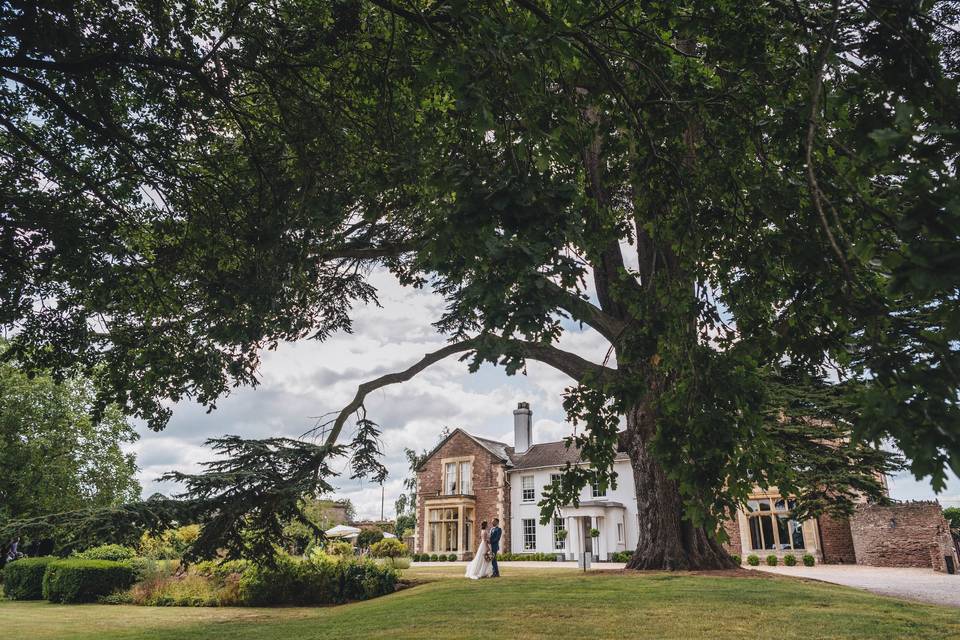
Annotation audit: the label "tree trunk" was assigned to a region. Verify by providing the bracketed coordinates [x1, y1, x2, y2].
[624, 403, 737, 570]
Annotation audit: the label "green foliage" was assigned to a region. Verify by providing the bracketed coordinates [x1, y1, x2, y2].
[138, 525, 201, 560]
[0, 343, 140, 538]
[446, 554, 457, 562]
[766, 555, 778, 567]
[369, 539, 408, 559]
[497, 553, 557, 562]
[281, 499, 344, 555]
[429, 554, 438, 562]
[356, 528, 384, 549]
[238, 554, 396, 606]
[73, 544, 137, 562]
[747, 555, 760, 567]
[326, 541, 354, 557]
[944, 507, 960, 534]
[2, 557, 55, 600]
[611, 551, 634, 563]
[731, 555, 741, 566]
[394, 514, 416, 540]
[802, 554, 816, 567]
[42, 559, 137, 603]
[783, 554, 797, 567]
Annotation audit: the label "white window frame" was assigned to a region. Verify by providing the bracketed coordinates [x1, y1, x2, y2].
[523, 518, 537, 551]
[617, 522, 624, 543]
[591, 479, 606, 498]
[553, 518, 566, 550]
[521, 475, 535, 502]
[459, 461, 472, 495]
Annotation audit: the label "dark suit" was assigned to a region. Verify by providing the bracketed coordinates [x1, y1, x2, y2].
[489, 526, 502, 576]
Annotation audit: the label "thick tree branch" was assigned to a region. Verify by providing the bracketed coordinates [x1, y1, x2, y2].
[541, 279, 626, 343]
[322, 335, 618, 448]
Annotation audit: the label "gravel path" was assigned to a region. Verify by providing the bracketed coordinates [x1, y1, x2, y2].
[751, 565, 960, 608]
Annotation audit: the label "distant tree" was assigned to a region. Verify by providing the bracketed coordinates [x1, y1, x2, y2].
[944, 507, 960, 535]
[0, 342, 141, 551]
[356, 528, 384, 549]
[281, 497, 340, 555]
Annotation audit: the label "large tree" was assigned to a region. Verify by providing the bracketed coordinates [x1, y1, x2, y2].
[1, 1, 956, 568]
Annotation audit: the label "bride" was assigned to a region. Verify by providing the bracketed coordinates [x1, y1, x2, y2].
[465, 520, 494, 579]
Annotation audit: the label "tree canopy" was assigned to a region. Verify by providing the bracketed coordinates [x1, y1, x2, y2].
[1, 0, 958, 567]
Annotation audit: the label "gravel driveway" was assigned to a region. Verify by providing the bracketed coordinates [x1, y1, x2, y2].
[751, 565, 960, 608]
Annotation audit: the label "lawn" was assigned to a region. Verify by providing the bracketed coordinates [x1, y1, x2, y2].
[1, 566, 958, 640]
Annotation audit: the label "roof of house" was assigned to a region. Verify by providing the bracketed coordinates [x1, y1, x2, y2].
[510, 440, 630, 470]
[417, 427, 630, 471]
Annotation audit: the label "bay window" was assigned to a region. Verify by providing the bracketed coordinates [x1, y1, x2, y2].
[746, 497, 806, 551]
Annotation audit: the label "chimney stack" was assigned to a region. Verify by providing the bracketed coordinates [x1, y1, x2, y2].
[513, 401, 532, 454]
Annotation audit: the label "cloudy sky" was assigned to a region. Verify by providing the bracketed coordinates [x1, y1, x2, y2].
[130, 269, 960, 519]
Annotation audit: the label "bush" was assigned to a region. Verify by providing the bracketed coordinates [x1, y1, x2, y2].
[765, 555, 778, 566]
[73, 544, 137, 562]
[370, 538, 408, 559]
[447, 553, 457, 562]
[611, 551, 634, 563]
[326, 541, 354, 557]
[731, 554, 741, 565]
[783, 554, 797, 566]
[130, 560, 244, 607]
[138, 525, 201, 560]
[497, 552, 557, 561]
[2, 557, 56, 600]
[747, 554, 760, 566]
[43, 559, 137, 603]
[356, 528, 384, 549]
[803, 554, 816, 567]
[429, 554, 438, 561]
[239, 554, 396, 606]
[411, 553, 421, 562]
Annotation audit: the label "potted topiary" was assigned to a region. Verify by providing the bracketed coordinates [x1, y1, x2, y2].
[766, 554, 778, 566]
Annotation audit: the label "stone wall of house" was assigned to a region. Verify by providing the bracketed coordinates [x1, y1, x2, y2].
[415, 430, 510, 556]
[817, 513, 857, 564]
[850, 501, 958, 572]
[721, 517, 741, 558]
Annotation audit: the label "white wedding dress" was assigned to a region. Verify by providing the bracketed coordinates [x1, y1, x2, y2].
[465, 530, 494, 579]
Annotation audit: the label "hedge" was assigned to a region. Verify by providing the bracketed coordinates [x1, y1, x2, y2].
[43, 559, 138, 603]
[496, 552, 557, 561]
[2, 557, 56, 600]
[239, 554, 396, 606]
[73, 544, 137, 562]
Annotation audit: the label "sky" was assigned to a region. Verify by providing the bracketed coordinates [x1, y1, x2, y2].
[130, 269, 960, 519]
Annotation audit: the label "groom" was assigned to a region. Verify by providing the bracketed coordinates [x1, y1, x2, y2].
[489, 518, 502, 577]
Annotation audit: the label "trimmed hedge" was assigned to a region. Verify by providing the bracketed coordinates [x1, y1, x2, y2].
[2, 557, 56, 600]
[746, 554, 760, 566]
[803, 554, 816, 567]
[43, 559, 138, 603]
[73, 544, 137, 562]
[496, 552, 557, 561]
[765, 554, 778, 566]
[783, 554, 797, 566]
[239, 555, 396, 606]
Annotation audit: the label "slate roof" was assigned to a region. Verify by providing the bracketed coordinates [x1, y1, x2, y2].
[510, 440, 630, 470]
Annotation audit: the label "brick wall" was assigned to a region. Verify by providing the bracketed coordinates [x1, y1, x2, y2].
[817, 513, 857, 564]
[850, 502, 959, 571]
[720, 517, 741, 558]
[415, 430, 510, 556]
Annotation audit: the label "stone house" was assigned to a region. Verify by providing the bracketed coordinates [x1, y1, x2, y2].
[414, 402, 958, 572]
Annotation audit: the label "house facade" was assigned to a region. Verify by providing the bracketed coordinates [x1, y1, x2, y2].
[414, 402, 958, 572]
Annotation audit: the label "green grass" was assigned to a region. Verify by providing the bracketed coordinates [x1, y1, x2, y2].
[1, 566, 958, 639]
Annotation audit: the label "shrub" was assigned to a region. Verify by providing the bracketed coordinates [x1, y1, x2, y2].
[138, 525, 201, 560]
[783, 554, 797, 566]
[747, 554, 760, 566]
[766, 555, 778, 566]
[2, 557, 56, 600]
[497, 552, 557, 562]
[731, 554, 741, 565]
[447, 553, 457, 562]
[73, 544, 137, 562]
[192, 559, 250, 580]
[589, 528, 600, 538]
[611, 551, 634, 563]
[43, 559, 137, 603]
[803, 554, 816, 567]
[326, 541, 354, 557]
[356, 528, 384, 549]
[370, 538, 408, 559]
[411, 553, 421, 562]
[239, 554, 396, 606]
[429, 554, 438, 561]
